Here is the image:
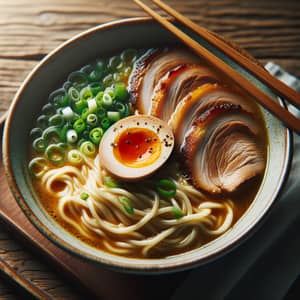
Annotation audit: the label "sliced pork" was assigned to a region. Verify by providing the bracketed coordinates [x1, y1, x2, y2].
[150, 64, 219, 121]
[128, 48, 201, 114]
[182, 104, 265, 194]
[168, 83, 260, 148]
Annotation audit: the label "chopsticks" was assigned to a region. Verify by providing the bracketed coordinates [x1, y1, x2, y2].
[133, 0, 300, 133]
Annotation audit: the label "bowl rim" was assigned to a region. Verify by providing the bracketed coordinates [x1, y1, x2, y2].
[2, 17, 293, 274]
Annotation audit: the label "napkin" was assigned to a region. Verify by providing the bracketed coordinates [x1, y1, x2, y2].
[172, 63, 300, 300]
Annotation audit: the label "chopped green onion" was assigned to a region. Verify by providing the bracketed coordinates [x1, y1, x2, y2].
[67, 149, 83, 165]
[49, 114, 65, 127]
[79, 141, 96, 157]
[86, 113, 98, 127]
[89, 83, 102, 96]
[77, 138, 87, 147]
[80, 192, 89, 200]
[156, 179, 177, 198]
[73, 118, 86, 134]
[89, 69, 102, 82]
[172, 207, 184, 219]
[97, 107, 106, 119]
[101, 117, 111, 130]
[95, 91, 104, 106]
[73, 99, 87, 114]
[115, 102, 126, 114]
[45, 144, 65, 165]
[80, 87, 94, 101]
[102, 93, 113, 108]
[119, 196, 134, 215]
[49, 88, 69, 108]
[102, 74, 113, 87]
[124, 66, 132, 77]
[63, 81, 73, 92]
[30, 127, 43, 140]
[81, 64, 94, 75]
[36, 115, 48, 129]
[104, 176, 119, 188]
[68, 71, 89, 90]
[42, 126, 62, 144]
[60, 123, 71, 143]
[114, 82, 128, 101]
[42, 103, 56, 116]
[120, 48, 138, 65]
[33, 137, 47, 153]
[66, 129, 78, 144]
[107, 111, 121, 123]
[87, 98, 97, 112]
[62, 106, 75, 121]
[113, 72, 121, 82]
[81, 108, 90, 120]
[28, 157, 49, 178]
[108, 55, 122, 71]
[89, 127, 103, 144]
[68, 87, 80, 102]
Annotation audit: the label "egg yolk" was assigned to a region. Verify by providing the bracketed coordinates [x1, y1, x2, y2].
[113, 128, 161, 168]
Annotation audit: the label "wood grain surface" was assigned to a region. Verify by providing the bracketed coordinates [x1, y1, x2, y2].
[0, 0, 299, 299]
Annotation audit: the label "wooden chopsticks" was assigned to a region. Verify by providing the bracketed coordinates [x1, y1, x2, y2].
[133, 0, 300, 133]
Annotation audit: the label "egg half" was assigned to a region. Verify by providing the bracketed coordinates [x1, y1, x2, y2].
[99, 115, 174, 180]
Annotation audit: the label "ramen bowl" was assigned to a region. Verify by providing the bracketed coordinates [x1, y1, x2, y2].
[3, 18, 292, 273]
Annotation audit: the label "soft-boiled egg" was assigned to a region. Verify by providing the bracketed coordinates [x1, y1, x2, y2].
[99, 115, 174, 180]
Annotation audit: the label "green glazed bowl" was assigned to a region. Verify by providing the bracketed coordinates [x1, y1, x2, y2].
[3, 18, 292, 273]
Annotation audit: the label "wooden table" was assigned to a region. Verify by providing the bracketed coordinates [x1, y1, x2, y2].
[0, 0, 299, 298]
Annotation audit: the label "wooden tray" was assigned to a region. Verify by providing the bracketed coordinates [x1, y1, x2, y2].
[0, 120, 190, 299]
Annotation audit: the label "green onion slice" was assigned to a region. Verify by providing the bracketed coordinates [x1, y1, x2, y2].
[89, 127, 103, 145]
[30, 127, 43, 140]
[68, 71, 89, 90]
[86, 113, 98, 127]
[156, 179, 177, 198]
[33, 137, 47, 153]
[36, 115, 48, 129]
[172, 207, 184, 219]
[45, 144, 65, 165]
[66, 129, 78, 144]
[104, 176, 119, 188]
[73, 118, 86, 133]
[68, 87, 80, 102]
[119, 196, 134, 215]
[102, 93, 113, 108]
[49, 88, 69, 108]
[28, 157, 49, 178]
[42, 103, 56, 116]
[80, 192, 89, 200]
[42, 126, 62, 144]
[67, 149, 83, 165]
[107, 111, 121, 123]
[101, 117, 110, 130]
[114, 82, 128, 101]
[79, 141, 96, 157]
[48, 114, 65, 127]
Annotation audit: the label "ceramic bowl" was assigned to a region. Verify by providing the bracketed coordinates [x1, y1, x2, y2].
[3, 18, 292, 273]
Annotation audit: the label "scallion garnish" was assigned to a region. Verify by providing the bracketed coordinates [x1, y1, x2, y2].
[156, 179, 177, 198]
[80, 192, 89, 200]
[104, 176, 119, 188]
[172, 207, 184, 219]
[79, 141, 96, 157]
[119, 196, 134, 215]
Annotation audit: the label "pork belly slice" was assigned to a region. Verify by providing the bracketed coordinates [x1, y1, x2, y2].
[150, 64, 219, 121]
[182, 104, 265, 194]
[128, 48, 201, 114]
[168, 83, 259, 148]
